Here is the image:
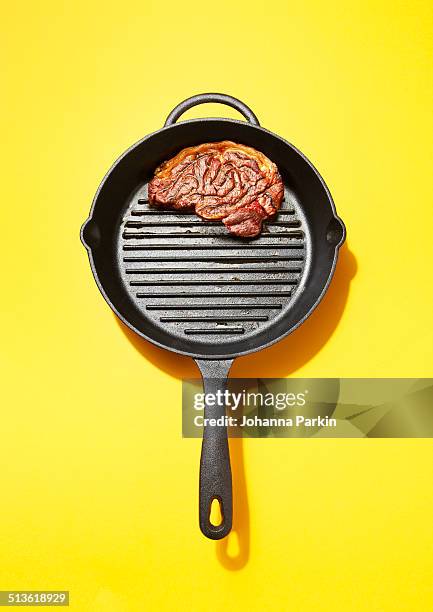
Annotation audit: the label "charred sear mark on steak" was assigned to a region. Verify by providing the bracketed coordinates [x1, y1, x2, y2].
[148, 141, 284, 237]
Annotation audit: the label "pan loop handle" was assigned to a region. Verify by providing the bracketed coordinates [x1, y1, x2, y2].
[164, 93, 260, 127]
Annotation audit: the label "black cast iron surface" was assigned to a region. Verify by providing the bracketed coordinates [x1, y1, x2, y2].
[81, 93, 345, 540]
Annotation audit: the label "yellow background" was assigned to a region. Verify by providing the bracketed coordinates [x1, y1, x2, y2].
[1, 1, 433, 610]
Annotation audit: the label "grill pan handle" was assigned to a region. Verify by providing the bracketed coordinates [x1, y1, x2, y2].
[195, 358, 234, 540]
[164, 93, 260, 127]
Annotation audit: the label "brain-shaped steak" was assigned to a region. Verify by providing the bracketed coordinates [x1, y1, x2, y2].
[148, 141, 284, 237]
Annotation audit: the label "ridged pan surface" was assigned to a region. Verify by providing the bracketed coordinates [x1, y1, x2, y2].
[118, 183, 309, 346]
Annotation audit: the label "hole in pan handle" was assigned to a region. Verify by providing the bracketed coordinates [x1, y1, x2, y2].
[164, 93, 260, 128]
[195, 358, 234, 540]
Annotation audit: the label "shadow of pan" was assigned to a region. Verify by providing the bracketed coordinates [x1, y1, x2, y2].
[232, 243, 357, 377]
[115, 243, 357, 569]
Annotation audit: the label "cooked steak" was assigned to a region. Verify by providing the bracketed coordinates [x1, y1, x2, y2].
[148, 141, 284, 237]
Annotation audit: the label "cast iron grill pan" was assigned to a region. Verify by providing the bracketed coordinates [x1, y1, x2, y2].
[81, 93, 345, 539]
